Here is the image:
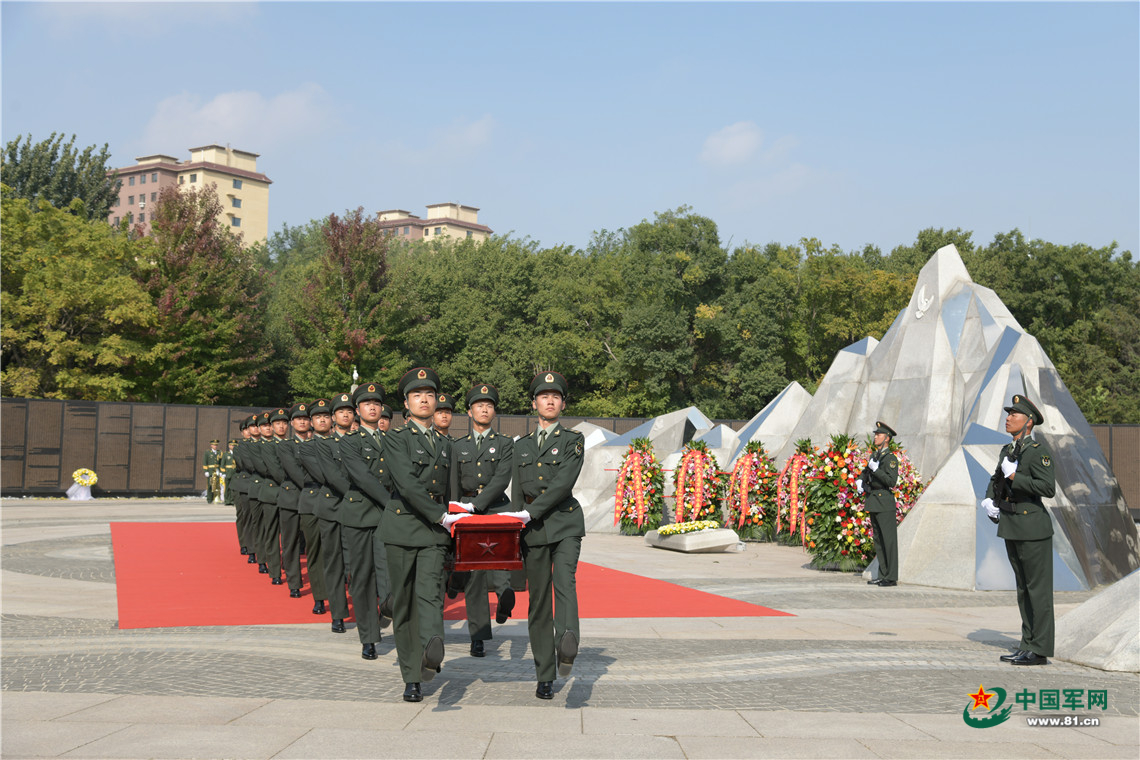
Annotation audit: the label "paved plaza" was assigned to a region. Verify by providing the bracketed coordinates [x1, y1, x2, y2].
[2, 498, 1137, 759]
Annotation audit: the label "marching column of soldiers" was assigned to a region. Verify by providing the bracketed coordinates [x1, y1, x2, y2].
[222, 369, 584, 701]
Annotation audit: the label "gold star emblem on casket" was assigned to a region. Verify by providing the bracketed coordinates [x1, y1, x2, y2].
[477, 539, 500, 556]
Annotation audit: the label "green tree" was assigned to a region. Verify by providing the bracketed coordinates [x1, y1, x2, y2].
[142, 184, 271, 404]
[1, 187, 156, 399]
[1, 133, 120, 220]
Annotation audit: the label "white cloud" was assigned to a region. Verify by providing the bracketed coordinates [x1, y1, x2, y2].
[381, 114, 497, 167]
[137, 84, 337, 157]
[700, 121, 764, 167]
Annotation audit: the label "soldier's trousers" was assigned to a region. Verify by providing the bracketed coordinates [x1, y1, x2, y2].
[299, 513, 327, 601]
[464, 569, 510, 641]
[371, 529, 392, 617]
[522, 535, 581, 682]
[233, 491, 252, 553]
[386, 543, 447, 684]
[259, 503, 282, 579]
[341, 525, 381, 644]
[278, 507, 302, 591]
[1005, 537, 1055, 656]
[318, 517, 350, 620]
[869, 510, 898, 582]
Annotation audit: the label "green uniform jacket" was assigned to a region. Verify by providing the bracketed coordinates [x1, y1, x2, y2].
[986, 437, 1056, 541]
[230, 443, 251, 495]
[296, 436, 325, 516]
[275, 434, 307, 510]
[254, 438, 285, 506]
[334, 427, 390, 529]
[379, 424, 452, 548]
[862, 450, 898, 514]
[449, 431, 513, 514]
[243, 439, 268, 498]
[512, 426, 585, 546]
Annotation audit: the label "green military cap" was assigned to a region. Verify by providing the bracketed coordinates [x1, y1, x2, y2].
[873, 421, 897, 437]
[331, 393, 354, 412]
[529, 370, 568, 398]
[380, 403, 393, 419]
[259, 411, 273, 425]
[352, 382, 384, 405]
[436, 392, 454, 411]
[1004, 394, 1044, 425]
[310, 398, 332, 415]
[399, 367, 440, 396]
[269, 408, 290, 423]
[209, 439, 220, 445]
[466, 383, 499, 407]
[237, 418, 248, 430]
[229, 439, 239, 445]
[289, 402, 310, 419]
[248, 414, 261, 428]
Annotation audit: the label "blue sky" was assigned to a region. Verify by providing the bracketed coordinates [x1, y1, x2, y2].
[3, 1, 1137, 255]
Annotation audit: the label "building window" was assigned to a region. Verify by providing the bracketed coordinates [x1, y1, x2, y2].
[466, 231, 473, 239]
[126, 213, 133, 224]
[403, 226, 409, 235]
[231, 217, 241, 227]
[151, 172, 158, 183]
[232, 179, 242, 190]
[435, 227, 442, 235]
[190, 173, 197, 183]
[179, 176, 184, 185]
[151, 192, 157, 202]
[140, 174, 146, 185]
[128, 195, 134, 205]
[113, 216, 120, 226]
[129, 176, 135, 186]
[138, 213, 145, 223]
[232, 197, 242, 208]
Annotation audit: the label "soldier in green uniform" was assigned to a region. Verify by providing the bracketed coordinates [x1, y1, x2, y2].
[247, 412, 274, 575]
[326, 382, 390, 660]
[222, 440, 237, 506]
[315, 394, 356, 634]
[433, 393, 455, 439]
[275, 403, 311, 598]
[982, 394, 1056, 666]
[504, 371, 585, 700]
[258, 409, 290, 586]
[202, 440, 223, 503]
[230, 418, 257, 560]
[297, 398, 332, 615]
[378, 403, 394, 432]
[381, 367, 468, 703]
[857, 421, 900, 587]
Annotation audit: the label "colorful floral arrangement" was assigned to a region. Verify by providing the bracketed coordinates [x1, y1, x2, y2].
[803, 434, 873, 571]
[657, 519, 721, 537]
[72, 468, 98, 487]
[613, 438, 666, 535]
[673, 440, 724, 525]
[774, 439, 816, 546]
[725, 441, 778, 541]
[887, 441, 929, 525]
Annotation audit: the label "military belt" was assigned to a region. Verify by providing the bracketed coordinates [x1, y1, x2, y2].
[303, 482, 320, 488]
[462, 489, 483, 498]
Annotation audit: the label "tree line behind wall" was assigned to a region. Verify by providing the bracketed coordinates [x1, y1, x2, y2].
[3, 136, 1137, 422]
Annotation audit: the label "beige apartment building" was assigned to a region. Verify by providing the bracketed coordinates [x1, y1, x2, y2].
[106, 145, 272, 245]
[376, 203, 492, 242]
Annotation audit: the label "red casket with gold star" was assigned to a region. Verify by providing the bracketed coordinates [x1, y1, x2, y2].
[449, 514, 525, 571]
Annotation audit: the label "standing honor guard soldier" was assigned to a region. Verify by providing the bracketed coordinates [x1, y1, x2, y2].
[857, 421, 900, 587]
[382, 367, 470, 703]
[202, 440, 223, 503]
[247, 412, 275, 575]
[258, 409, 290, 586]
[433, 393, 455, 440]
[222, 440, 237, 506]
[449, 383, 517, 657]
[378, 403, 395, 432]
[297, 399, 333, 615]
[982, 394, 1056, 666]
[504, 371, 585, 700]
[327, 382, 391, 660]
[229, 419, 255, 560]
[275, 403, 311, 598]
[315, 394, 356, 634]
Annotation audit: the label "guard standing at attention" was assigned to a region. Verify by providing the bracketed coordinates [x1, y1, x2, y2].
[315, 394, 356, 634]
[248, 412, 275, 576]
[982, 394, 1056, 666]
[433, 393, 455, 440]
[230, 418, 257, 561]
[378, 403, 394, 433]
[202, 440, 223, 503]
[857, 421, 900, 587]
[275, 403, 312, 598]
[449, 383, 517, 657]
[222, 440, 237, 505]
[381, 367, 468, 703]
[297, 398, 332, 615]
[504, 371, 585, 700]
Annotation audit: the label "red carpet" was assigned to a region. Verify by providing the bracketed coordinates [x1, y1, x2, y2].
[111, 522, 791, 630]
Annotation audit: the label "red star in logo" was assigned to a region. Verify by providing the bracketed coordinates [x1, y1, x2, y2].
[476, 540, 499, 556]
[969, 684, 994, 711]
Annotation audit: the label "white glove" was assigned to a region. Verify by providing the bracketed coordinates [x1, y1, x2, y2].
[868, 459, 879, 472]
[981, 498, 1000, 520]
[441, 513, 470, 529]
[501, 510, 532, 525]
[448, 501, 476, 513]
[855, 479, 864, 495]
[1001, 457, 1018, 478]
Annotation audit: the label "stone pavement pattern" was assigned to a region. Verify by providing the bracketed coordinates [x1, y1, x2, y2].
[2, 498, 1138, 759]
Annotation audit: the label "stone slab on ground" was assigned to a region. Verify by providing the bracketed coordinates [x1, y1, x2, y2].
[644, 527, 741, 553]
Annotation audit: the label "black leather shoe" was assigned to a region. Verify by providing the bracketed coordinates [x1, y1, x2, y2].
[312, 600, 326, 615]
[1000, 649, 1025, 663]
[421, 635, 444, 682]
[362, 642, 377, 660]
[1012, 651, 1049, 666]
[867, 579, 882, 585]
[557, 631, 578, 677]
[258, 563, 269, 574]
[877, 580, 897, 587]
[271, 577, 284, 585]
[289, 588, 301, 598]
[470, 639, 485, 657]
[403, 683, 422, 703]
[535, 681, 554, 700]
[496, 588, 516, 624]
[240, 546, 248, 554]
[331, 619, 346, 634]
[247, 555, 257, 564]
